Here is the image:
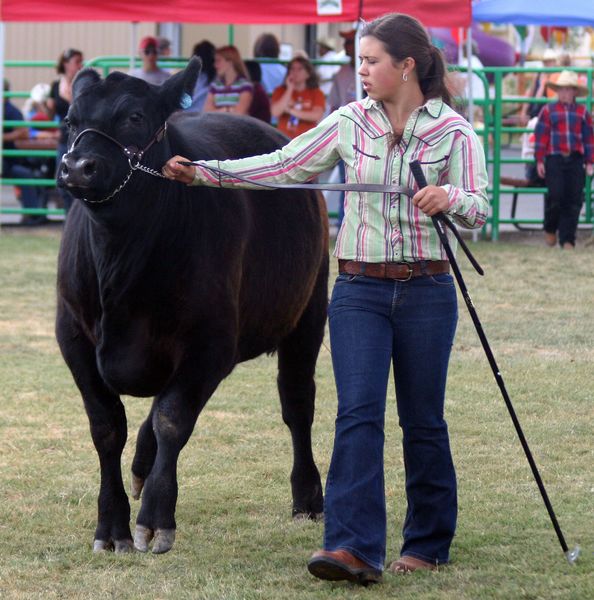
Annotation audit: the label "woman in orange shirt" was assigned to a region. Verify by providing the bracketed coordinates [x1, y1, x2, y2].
[271, 57, 325, 138]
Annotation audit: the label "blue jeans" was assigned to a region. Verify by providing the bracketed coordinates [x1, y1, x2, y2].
[5, 163, 42, 210]
[324, 271, 458, 569]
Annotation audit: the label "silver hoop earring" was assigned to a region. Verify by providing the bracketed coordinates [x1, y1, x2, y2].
[402, 72, 408, 82]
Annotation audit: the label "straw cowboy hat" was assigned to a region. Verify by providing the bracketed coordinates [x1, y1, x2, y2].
[317, 37, 336, 51]
[547, 70, 589, 97]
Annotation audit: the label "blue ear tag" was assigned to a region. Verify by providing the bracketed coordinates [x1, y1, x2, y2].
[180, 93, 192, 109]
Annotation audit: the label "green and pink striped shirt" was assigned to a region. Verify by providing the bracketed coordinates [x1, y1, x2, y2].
[190, 96, 489, 262]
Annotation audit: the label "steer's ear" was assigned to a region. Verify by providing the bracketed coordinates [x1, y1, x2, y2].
[158, 56, 202, 118]
[73, 68, 101, 101]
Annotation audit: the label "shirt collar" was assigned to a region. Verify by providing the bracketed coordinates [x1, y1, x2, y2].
[357, 96, 444, 135]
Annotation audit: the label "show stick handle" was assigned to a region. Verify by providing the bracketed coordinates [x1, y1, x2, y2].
[409, 160, 428, 189]
[409, 160, 484, 276]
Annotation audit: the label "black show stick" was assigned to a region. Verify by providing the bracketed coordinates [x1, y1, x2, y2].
[409, 160, 579, 565]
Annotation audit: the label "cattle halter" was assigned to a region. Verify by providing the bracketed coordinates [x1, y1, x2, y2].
[67, 122, 168, 203]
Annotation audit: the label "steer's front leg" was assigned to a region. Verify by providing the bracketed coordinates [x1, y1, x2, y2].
[91, 395, 133, 553]
[56, 309, 133, 553]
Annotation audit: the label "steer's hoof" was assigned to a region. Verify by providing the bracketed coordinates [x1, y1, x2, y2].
[293, 510, 324, 522]
[133, 524, 154, 553]
[134, 525, 175, 553]
[130, 473, 145, 500]
[93, 538, 134, 553]
[114, 539, 135, 553]
[93, 539, 113, 553]
[152, 528, 176, 554]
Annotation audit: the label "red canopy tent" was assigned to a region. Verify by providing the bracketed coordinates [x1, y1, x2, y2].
[0, 0, 471, 26]
[0, 1, 472, 182]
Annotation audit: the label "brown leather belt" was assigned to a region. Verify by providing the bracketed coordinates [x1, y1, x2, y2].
[338, 259, 450, 281]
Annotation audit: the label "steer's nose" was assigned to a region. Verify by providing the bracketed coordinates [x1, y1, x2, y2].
[60, 153, 97, 186]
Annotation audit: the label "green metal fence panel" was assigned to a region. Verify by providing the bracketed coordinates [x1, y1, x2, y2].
[480, 65, 593, 240]
[2, 59, 593, 235]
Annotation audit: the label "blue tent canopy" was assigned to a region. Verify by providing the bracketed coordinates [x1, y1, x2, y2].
[472, 0, 594, 26]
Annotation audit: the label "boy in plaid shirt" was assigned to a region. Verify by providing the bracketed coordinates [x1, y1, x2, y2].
[535, 70, 594, 248]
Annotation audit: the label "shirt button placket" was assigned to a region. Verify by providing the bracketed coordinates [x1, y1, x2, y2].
[388, 145, 403, 258]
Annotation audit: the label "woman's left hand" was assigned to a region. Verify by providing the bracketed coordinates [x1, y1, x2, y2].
[412, 185, 449, 217]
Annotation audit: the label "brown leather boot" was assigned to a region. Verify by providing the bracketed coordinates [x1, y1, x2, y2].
[308, 549, 382, 585]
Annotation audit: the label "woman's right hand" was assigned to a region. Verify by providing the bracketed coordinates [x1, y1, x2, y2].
[162, 155, 196, 185]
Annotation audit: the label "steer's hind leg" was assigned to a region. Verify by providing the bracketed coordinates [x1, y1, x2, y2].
[277, 269, 327, 520]
[56, 307, 133, 553]
[130, 401, 158, 500]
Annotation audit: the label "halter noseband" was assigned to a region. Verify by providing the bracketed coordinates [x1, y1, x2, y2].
[67, 122, 168, 203]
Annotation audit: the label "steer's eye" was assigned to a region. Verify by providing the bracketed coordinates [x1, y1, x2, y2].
[63, 117, 72, 130]
[129, 112, 144, 124]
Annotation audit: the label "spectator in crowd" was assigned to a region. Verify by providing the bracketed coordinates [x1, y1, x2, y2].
[520, 48, 559, 123]
[2, 80, 45, 225]
[47, 47, 84, 214]
[22, 83, 59, 188]
[157, 36, 172, 57]
[328, 30, 357, 111]
[519, 53, 572, 186]
[534, 70, 594, 249]
[187, 40, 216, 112]
[545, 52, 574, 92]
[316, 37, 341, 98]
[162, 13, 488, 585]
[203, 46, 253, 115]
[328, 30, 358, 228]
[128, 36, 171, 86]
[23, 83, 50, 121]
[270, 56, 325, 138]
[24, 83, 59, 140]
[244, 60, 272, 123]
[253, 33, 286, 95]
[156, 36, 174, 75]
[520, 114, 543, 186]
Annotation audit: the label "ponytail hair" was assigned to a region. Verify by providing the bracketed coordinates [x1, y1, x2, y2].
[360, 13, 452, 107]
[425, 45, 452, 106]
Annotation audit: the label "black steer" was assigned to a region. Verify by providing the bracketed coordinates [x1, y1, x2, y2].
[55, 58, 328, 554]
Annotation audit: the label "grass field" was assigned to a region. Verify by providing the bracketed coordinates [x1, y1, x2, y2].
[0, 228, 592, 599]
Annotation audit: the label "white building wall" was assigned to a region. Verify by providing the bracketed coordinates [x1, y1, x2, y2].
[4, 21, 351, 106]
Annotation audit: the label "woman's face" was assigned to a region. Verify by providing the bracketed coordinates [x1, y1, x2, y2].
[358, 36, 402, 102]
[214, 54, 233, 78]
[288, 61, 308, 85]
[64, 54, 83, 78]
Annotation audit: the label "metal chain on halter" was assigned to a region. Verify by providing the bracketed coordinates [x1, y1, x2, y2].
[82, 168, 135, 204]
[71, 123, 168, 204]
[81, 160, 165, 204]
[134, 162, 167, 179]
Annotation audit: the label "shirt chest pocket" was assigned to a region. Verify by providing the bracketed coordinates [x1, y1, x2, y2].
[342, 134, 391, 183]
